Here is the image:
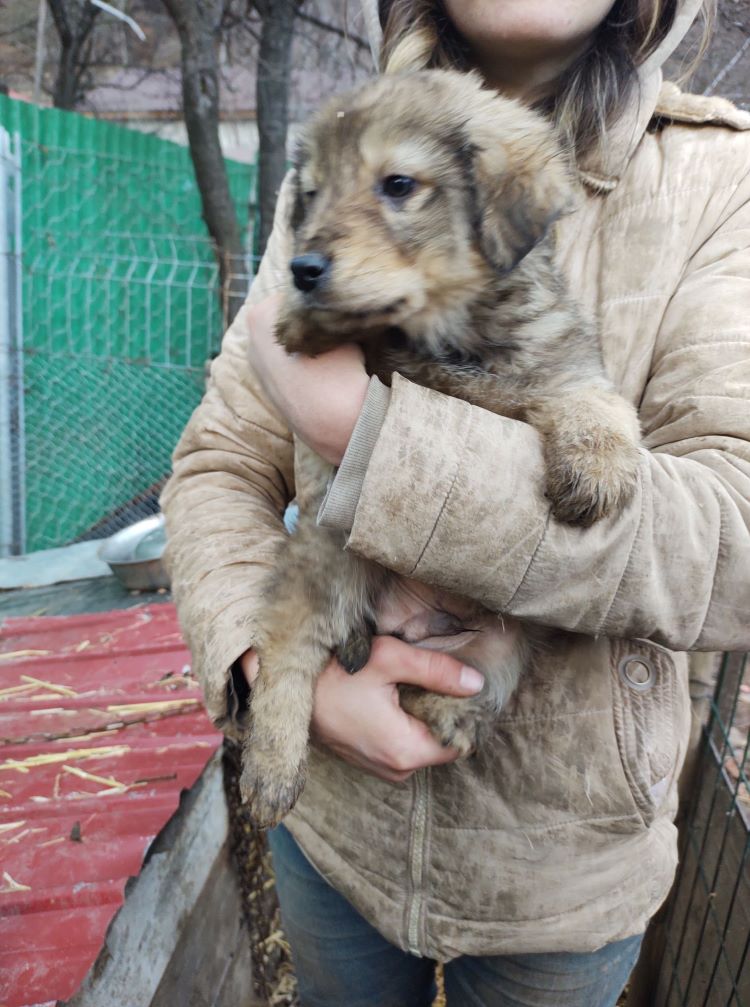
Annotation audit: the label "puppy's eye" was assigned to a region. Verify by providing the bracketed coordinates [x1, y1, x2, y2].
[381, 175, 417, 200]
[303, 190, 317, 200]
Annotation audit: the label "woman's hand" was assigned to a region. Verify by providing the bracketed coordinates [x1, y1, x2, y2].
[240, 638, 484, 783]
[244, 294, 370, 466]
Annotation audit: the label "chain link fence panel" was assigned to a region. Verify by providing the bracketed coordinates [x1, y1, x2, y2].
[657, 652, 750, 1005]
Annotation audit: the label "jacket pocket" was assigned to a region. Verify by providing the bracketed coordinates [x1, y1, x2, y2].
[610, 638, 687, 827]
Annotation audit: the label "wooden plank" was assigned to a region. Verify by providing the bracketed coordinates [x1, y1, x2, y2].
[63, 752, 239, 1007]
[150, 843, 258, 1007]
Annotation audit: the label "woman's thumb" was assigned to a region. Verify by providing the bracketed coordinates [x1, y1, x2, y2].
[372, 636, 485, 696]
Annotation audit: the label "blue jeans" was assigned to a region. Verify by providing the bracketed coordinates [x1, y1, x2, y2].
[268, 825, 643, 1007]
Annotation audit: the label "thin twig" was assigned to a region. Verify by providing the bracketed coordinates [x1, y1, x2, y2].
[295, 10, 368, 50]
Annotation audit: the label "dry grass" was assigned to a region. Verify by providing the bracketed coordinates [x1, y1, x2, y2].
[434, 964, 446, 1005]
[223, 741, 300, 1006]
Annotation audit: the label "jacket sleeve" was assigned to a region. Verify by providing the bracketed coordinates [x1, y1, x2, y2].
[160, 180, 295, 727]
[340, 168, 750, 653]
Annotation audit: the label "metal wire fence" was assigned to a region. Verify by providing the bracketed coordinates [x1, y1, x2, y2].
[656, 652, 750, 1005]
[0, 95, 257, 555]
[20, 225, 253, 550]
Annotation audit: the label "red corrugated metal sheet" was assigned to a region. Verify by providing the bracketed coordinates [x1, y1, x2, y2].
[0, 604, 222, 1007]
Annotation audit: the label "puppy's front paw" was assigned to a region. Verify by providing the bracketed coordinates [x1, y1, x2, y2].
[240, 746, 306, 829]
[546, 437, 640, 527]
[274, 310, 308, 354]
[275, 306, 341, 356]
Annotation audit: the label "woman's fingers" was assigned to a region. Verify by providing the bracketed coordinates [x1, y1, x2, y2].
[239, 648, 259, 687]
[237, 635, 484, 783]
[379, 712, 464, 775]
[310, 637, 484, 781]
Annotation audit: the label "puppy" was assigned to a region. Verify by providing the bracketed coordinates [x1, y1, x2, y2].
[240, 69, 641, 827]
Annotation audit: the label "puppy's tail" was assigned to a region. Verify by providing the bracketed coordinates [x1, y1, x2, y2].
[381, 20, 437, 75]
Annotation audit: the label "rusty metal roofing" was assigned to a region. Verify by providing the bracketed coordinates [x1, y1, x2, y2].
[0, 604, 222, 1007]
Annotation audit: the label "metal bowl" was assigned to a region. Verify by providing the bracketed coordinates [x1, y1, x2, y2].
[97, 514, 170, 591]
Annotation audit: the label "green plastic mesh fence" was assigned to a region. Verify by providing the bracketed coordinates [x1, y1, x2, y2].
[0, 95, 256, 553]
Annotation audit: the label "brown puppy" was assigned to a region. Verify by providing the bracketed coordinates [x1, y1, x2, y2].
[240, 69, 641, 827]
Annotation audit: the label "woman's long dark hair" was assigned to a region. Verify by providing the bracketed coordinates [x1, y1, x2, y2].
[377, 0, 715, 157]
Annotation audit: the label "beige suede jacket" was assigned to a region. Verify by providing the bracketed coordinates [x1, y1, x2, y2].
[161, 13, 750, 959]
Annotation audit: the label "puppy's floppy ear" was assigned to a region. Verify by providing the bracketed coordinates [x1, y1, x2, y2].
[467, 115, 576, 273]
[289, 168, 306, 232]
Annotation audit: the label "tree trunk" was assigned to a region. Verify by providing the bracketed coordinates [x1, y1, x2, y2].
[162, 0, 245, 324]
[47, 0, 99, 109]
[52, 36, 82, 108]
[255, 0, 298, 257]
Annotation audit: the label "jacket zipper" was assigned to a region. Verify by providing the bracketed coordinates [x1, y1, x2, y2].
[406, 767, 430, 955]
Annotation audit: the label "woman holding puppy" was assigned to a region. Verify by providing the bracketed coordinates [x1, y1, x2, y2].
[162, 1, 750, 1004]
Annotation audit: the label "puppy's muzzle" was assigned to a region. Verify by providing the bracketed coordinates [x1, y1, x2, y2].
[291, 253, 331, 293]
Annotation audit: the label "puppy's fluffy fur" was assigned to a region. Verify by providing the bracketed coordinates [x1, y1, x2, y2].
[240, 70, 641, 827]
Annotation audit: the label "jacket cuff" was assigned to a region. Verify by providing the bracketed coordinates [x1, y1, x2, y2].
[189, 594, 260, 736]
[317, 376, 391, 531]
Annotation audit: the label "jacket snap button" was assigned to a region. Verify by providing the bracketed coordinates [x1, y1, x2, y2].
[619, 656, 655, 692]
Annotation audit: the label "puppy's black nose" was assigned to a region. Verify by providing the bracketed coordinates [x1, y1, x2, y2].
[290, 253, 331, 292]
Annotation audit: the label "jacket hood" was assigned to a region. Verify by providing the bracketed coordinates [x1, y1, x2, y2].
[358, 0, 706, 189]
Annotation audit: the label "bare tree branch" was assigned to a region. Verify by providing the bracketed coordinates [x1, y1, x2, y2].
[296, 10, 367, 49]
[47, 0, 102, 108]
[0, 19, 39, 39]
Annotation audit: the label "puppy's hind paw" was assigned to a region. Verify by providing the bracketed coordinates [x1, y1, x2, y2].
[240, 752, 307, 829]
[399, 688, 480, 758]
[335, 623, 374, 675]
[427, 708, 479, 758]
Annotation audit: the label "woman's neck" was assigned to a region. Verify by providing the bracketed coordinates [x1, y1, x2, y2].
[469, 36, 592, 102]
